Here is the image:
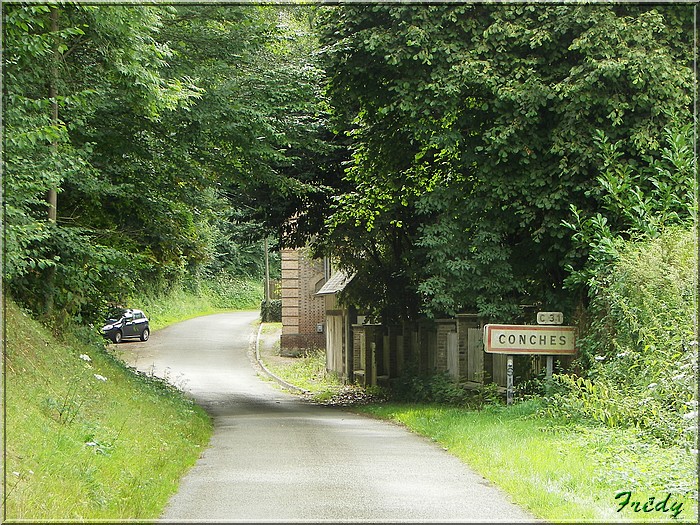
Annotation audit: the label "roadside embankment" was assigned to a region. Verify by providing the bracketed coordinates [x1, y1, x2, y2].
[254, 322, 378, 405]
[3, 299, 213, 520]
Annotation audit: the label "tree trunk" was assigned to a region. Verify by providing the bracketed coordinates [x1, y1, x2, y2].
[47, 6, 59, 223]
[45, 6, 60, 315]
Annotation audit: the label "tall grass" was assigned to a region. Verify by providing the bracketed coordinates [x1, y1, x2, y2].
[4, 300, 213, 520]
[132, 276, 263, 331]
[551, 227, 697, 447]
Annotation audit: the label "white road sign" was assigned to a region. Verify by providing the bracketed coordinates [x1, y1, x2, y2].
[484, 324, 577, 355]
[537, 311, 564, 325]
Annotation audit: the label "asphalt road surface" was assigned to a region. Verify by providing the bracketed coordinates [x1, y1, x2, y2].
[123, 311, 535, 522]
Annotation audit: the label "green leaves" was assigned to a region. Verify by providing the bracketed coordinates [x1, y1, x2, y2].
[552, 228, 697, 446]
[3, 3, 219, 320]
[564, 122, 696, 293]
[315, 3, 694, 322]
[4, 4, 338, 322]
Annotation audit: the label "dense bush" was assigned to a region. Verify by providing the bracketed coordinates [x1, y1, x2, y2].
[546, 228, 697, 447]
[198, 274, 263, 310]
[389, 368, 502, 408]
[128, 276, 262, 331]
[260, 299, 282, 322]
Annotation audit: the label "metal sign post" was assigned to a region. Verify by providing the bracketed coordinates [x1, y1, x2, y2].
[546, 355, 554, 381]
[537, 313, 561, 384]
[484, 313, 576, 405]
[506, 356, 514, 405]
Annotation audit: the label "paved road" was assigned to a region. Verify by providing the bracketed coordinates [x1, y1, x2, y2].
[123, 312, 535, 522]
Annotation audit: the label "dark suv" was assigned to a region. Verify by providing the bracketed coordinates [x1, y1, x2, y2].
[101, 308, 150, 343]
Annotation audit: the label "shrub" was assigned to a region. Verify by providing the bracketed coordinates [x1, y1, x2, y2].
[260, 299, 282, 322]
[547, 228, 698, 446]
[389, 366, 501, 408]
[201, 274, 263, 310]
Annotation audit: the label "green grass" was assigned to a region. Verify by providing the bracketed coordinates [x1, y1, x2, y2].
[263, 348, 345, 397]
[357, 401, 698, 522]
[260, 322, 282, 335]
[133, 278, 263, 331]
[251, 322, 698, 522]
[4, 299, 213, 520]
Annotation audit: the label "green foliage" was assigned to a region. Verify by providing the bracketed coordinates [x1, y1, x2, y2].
[314, 4, 693, 321]
[389, 368, 502, 408]
[158, 5, 341, 249]
[564, 124, 696, 290]
[3, 3, 206, 321]
[4, 4, 316, 323]
[545, 228, 697, 447]
[260, 299, 282, 322]
[8, 224, 154, 324]
[195, 274, 263, 310]
[4, 299, 212, 520]
[132, 276, 263, 331]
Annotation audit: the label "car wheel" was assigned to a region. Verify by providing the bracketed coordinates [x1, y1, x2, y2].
[140, 328, 150, 342]
[113, 330, 123, 344]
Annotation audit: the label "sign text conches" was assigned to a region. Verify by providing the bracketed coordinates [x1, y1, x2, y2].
[484, 324, 577, 355]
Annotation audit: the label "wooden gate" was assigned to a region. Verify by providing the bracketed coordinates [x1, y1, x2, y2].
[466, 328, 484, 382]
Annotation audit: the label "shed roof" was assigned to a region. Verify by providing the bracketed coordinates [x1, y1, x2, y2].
[316, 270, 355, 295]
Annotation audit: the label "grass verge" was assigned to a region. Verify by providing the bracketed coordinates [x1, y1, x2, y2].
[4, 299, 213, 520]
[357, 401, 698, 523]
[253, 323, 697, 522]
[263, 348, 341, 395]
[257, 337, 376, 405]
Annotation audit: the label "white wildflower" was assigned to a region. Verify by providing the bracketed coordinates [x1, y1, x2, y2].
[672, 373, 685, 381]
[79, 354, 91, 362]
[616, 352, 628, 358]
[94, 374, 107, 382]
[594, 355, 606, 362]
[682, 410, 698, 420]
[647, 383, 658, 389]
[85, 441, 98, 447]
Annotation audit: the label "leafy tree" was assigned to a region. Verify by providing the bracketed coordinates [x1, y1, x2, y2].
[4, 4, 336, 322]
[314, 3, 694, 322]
[3, 3, 201, 319]
[153, 5, 342, 250]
